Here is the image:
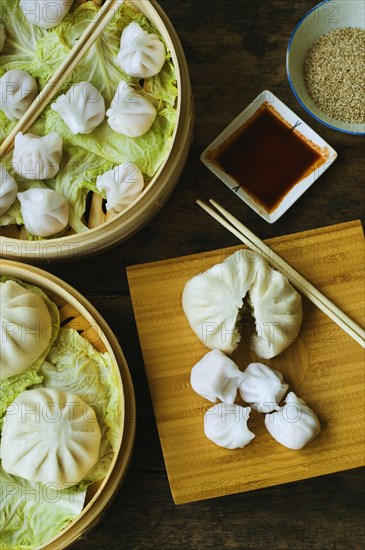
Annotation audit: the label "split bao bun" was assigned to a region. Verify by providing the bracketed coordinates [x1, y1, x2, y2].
[182, 250, 303, 359]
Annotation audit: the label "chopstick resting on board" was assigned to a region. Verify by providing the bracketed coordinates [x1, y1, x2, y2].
[197, 198, 365, 349]
[0, 0, 125, 156]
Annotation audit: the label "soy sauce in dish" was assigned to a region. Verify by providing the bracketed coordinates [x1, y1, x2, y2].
[212, 102, 325, 213]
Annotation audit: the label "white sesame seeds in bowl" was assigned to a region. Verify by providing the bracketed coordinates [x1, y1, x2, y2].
[286, 0, 365, 135]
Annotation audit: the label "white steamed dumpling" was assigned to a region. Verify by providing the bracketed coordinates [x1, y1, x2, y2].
[264, 392, 321, 450]
[182, 250, 303, 358]
[18, 188, 68, 237]
[117, 21, 166, 78]
[204, 403, 255, 449]
[106, 80, 157, 137]
[1, 388, 101, 486]
[20, 0, 73, 29]
[0, 23, 5, 52]
[0, 167, 18, 216]
[12, 132, 63, 180]
[96, 162, 144, 214]
[190, 349, 244, 404]
[239, 362, 288, 413]
[0, 280, 52, 380]
[0, 70, 38, 121]
[51, 81, 106, 135]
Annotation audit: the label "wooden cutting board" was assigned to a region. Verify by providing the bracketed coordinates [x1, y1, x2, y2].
[127, 220, 364, 505]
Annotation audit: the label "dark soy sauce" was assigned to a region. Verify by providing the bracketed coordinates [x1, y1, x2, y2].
[213, 102, 324, 212]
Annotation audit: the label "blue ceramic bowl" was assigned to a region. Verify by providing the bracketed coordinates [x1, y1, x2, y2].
[287, 0, 365, 135]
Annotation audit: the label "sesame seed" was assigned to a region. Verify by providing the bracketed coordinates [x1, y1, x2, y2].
[303, 28, 365, 124]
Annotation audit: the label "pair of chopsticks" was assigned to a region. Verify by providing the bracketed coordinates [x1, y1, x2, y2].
[0, 0, 125, 156]
[197, 199, 365, 349]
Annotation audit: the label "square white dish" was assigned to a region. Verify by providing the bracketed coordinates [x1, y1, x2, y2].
[200, 90, 337, 223]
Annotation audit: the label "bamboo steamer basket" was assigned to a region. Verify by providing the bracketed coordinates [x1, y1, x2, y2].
[0, 0, 193, 262]
[0, 260, 136, 549]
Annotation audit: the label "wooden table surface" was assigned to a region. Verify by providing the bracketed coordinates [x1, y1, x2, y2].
[40, 1, 364, 548]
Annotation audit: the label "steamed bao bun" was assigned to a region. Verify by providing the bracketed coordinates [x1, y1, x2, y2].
[0, 280, 52, 380]
[182, 250, 303, 359]
[1, 388, 101, 486]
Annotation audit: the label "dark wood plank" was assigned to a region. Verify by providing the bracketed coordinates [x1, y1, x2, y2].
[72, 469, 365, 550]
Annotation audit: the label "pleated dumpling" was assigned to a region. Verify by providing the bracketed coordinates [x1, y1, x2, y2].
[51, 82, 106, 135]
[182, 250, 260, 353]
[0, 280, 52, 380]
[0, 167, 18, 216]
[18, 188, 69, 237]
[117, 21, 166, 78]
[204, 403, 255, 449]
[0, 70, 38, 121]
[264, 392, 321, 450]
[1, 388, 101, 486]
[190, 349, 244, 404]
[96, 162, 144, 214]
[249, 263, 303, 359]
[12, 132, 63, 180]
[20, 0, 73, 29]
[239, 362, 288, 412]
[106, 80, 156, 137]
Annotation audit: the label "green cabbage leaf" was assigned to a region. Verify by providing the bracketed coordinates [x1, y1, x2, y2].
[0, 466, 86, 550]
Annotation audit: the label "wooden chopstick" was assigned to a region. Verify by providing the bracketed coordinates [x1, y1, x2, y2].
[0, 0, 125, 156]
[197, 198, 365, 348]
